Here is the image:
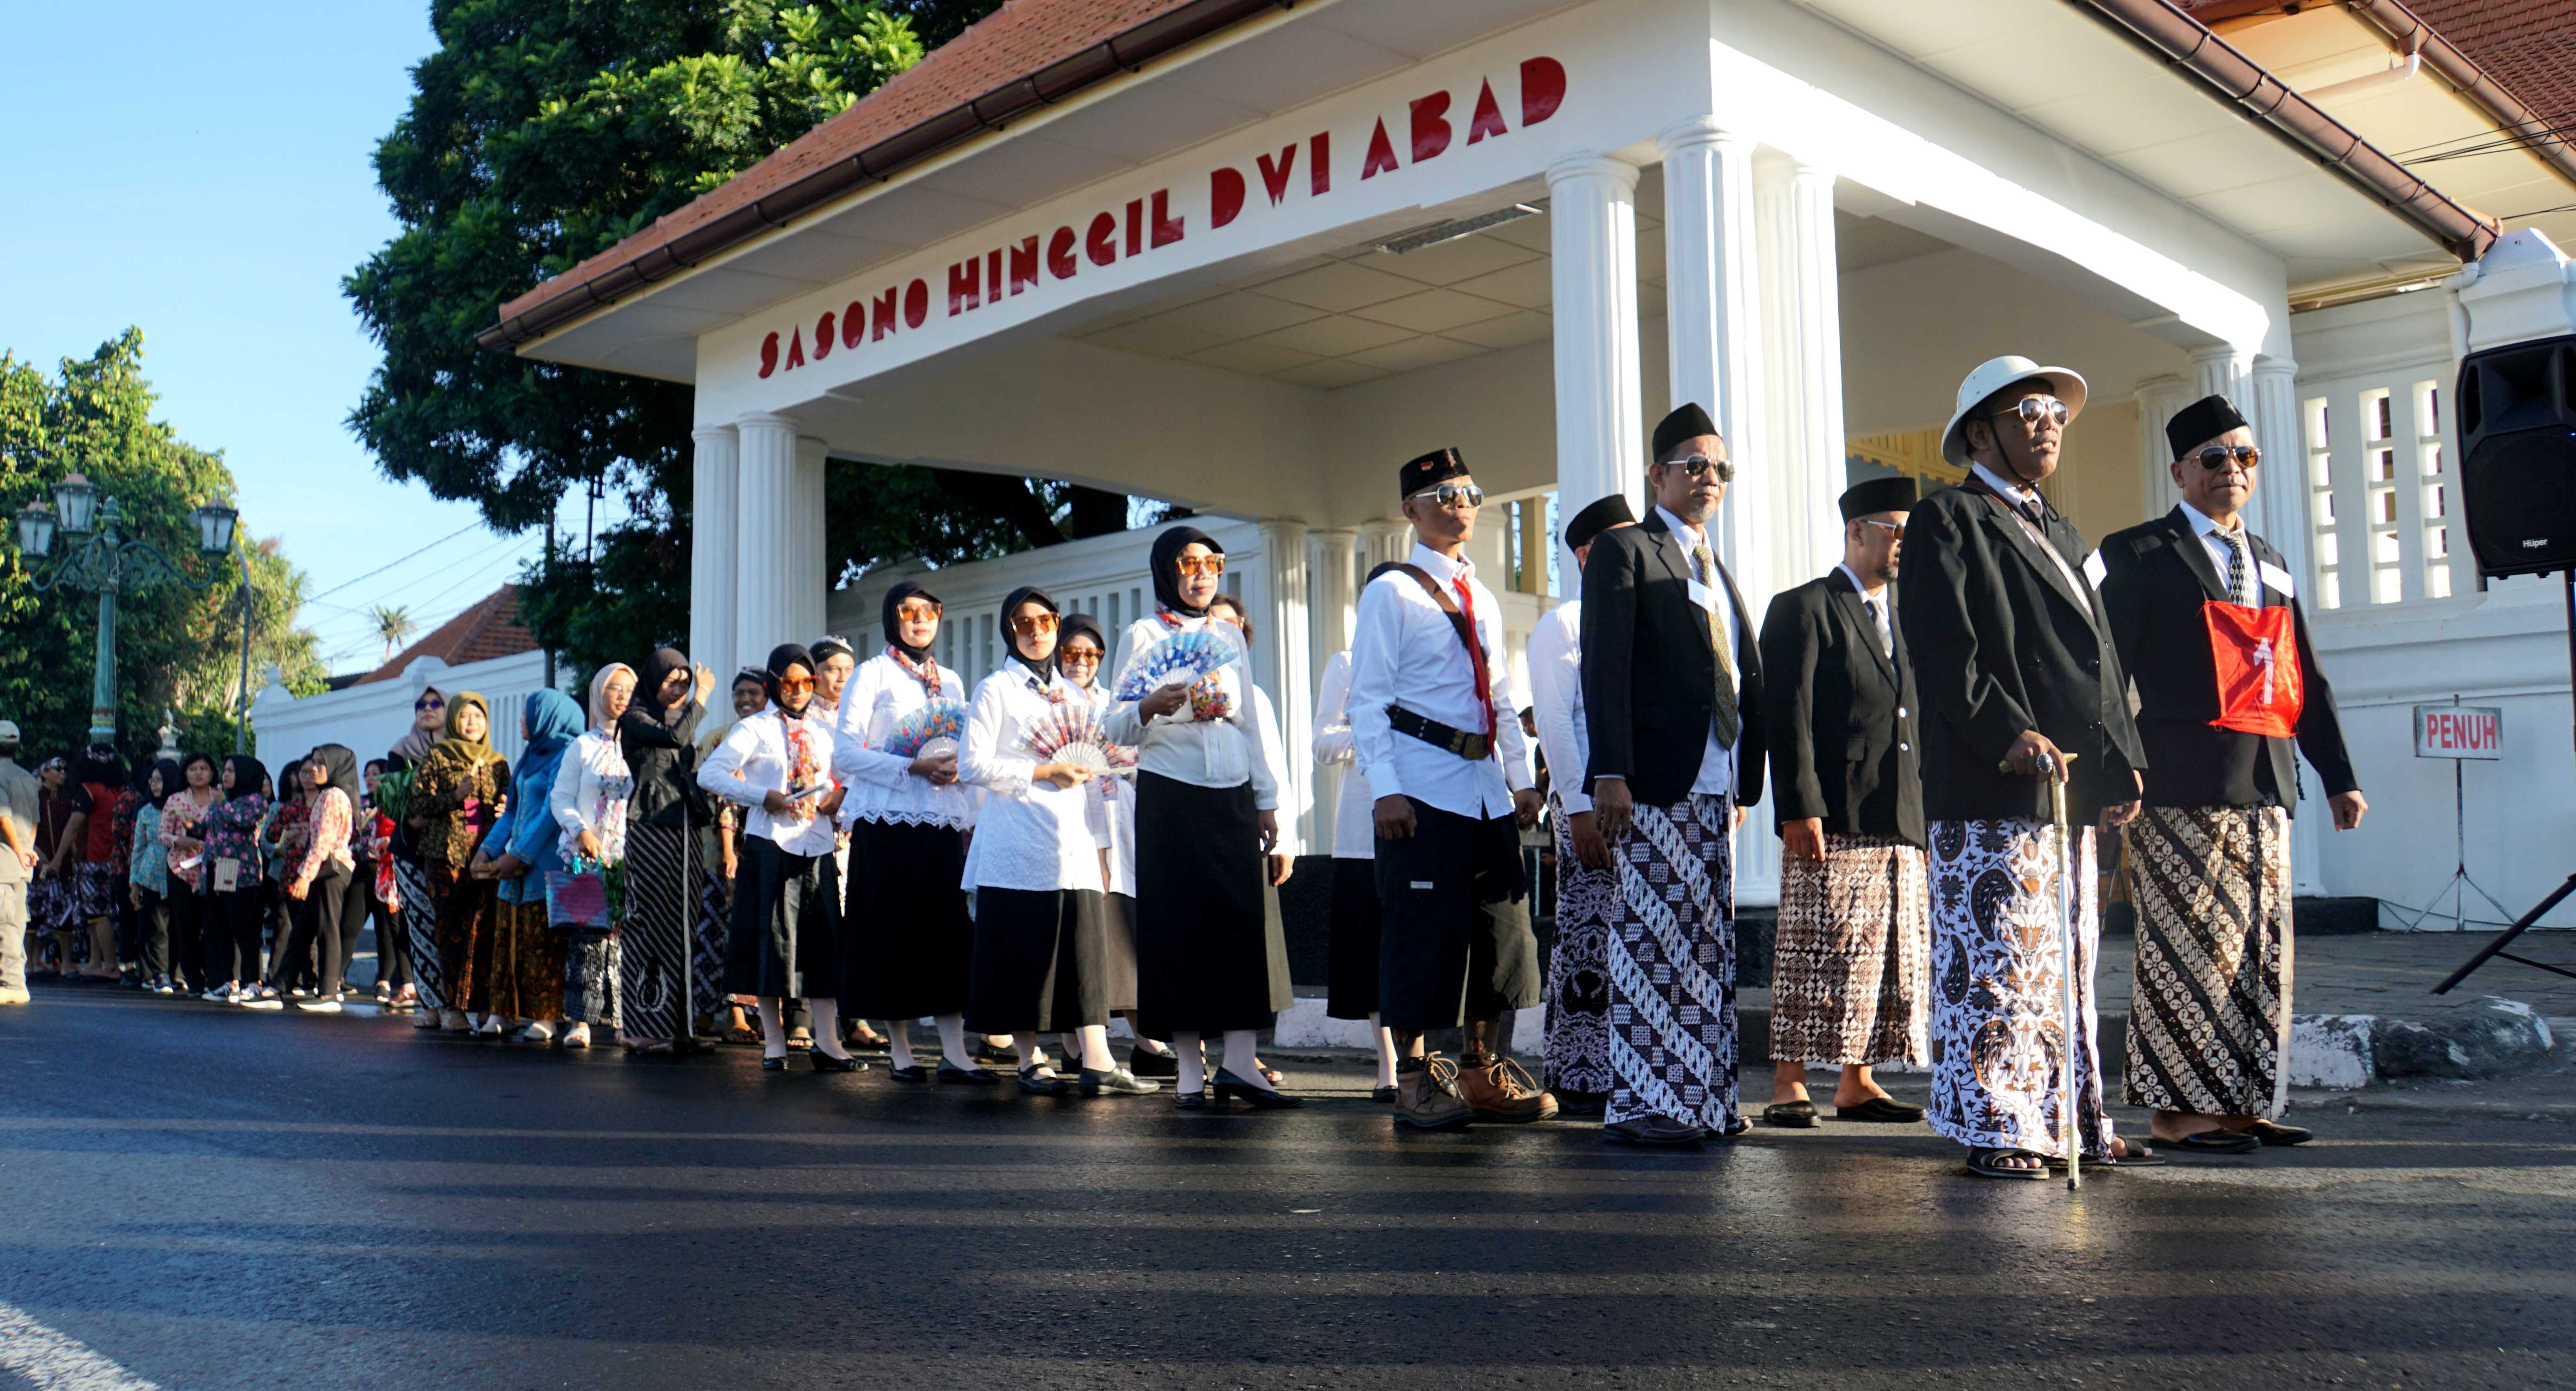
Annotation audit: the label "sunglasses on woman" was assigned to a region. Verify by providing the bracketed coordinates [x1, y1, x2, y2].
[774, 676, 815, 695]
[415, 697, 444, 712]
[1009, 612, 1059, 636]
[895, 600, 942, 622]
[1173, 554, 1225, 578]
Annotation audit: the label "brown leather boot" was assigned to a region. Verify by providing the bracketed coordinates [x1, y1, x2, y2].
[1392, 1055, 1475, 1130]
[1454, 1054, 1559, 1123]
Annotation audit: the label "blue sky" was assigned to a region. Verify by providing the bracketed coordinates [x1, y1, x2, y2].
[0, 2, 619, 673]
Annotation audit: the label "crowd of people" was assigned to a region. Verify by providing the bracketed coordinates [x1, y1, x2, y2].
[0, 351, 2368, 1176]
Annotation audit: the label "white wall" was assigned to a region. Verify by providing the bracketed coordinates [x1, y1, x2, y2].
[249, 650, 551, 772]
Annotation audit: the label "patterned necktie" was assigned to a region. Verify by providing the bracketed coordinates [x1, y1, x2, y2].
[1450, 576, 1497, 742]
[2220, 527, 2255, 606]
[1864, 595, 1892, 660]
[1691, 543, 1741, 747]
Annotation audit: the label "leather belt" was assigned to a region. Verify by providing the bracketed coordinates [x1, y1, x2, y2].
[1387, 704, 1490, 762]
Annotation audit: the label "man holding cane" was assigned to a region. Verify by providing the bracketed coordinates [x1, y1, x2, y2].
[1899, 356, 2156, 1178]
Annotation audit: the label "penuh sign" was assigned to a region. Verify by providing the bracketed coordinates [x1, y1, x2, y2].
[2414, 705, 2503, 760]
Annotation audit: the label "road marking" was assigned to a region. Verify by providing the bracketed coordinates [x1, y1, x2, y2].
[0, 1300, 159, 1390]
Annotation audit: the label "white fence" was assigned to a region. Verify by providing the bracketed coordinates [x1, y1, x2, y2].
[249, 650, 551, 771]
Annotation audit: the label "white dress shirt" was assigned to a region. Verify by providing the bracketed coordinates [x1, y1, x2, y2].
[549, 728, 634, 862]
[1971, 461, 2086, 597]
[832, 652, 978, 831]
[698, 707, 843, 858]
[1310, 649, 1376, 860]
[1247, 683, 1301, 858]
[1971, 461, 2040, 506]
[1651, 505, 1739, 800]
[1347, 542, 1534, 820]
[2178, 499, 2266, 603]
[958, 661, 1108, 893]
[1525, 599, 1592, 816]
[1103, 615, 1279, 811]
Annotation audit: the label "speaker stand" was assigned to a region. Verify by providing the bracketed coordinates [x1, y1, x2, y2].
[2433, 570, 2576, 994]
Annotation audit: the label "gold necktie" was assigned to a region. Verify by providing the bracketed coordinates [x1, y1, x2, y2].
[1694, 543, 1741, 747]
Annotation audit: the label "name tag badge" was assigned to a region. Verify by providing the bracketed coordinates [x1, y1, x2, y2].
[1409, 880, 1436, 891]
[2082, 549, 2107, 590]
[1685, 578, 1719, 613]
[2258, 560, 2295, 600]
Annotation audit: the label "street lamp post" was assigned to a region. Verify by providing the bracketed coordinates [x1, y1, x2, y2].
[12, 472, 240, 746]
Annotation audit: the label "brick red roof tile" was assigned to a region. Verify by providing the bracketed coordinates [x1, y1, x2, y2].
[356, 586, 537, 685]
[2407, 0, 2576, 121]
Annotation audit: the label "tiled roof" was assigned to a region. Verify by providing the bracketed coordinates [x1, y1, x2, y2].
[355, 586, 537, 685]
[492, 0, 1243, 337]
[2407, 0, 2576, 121]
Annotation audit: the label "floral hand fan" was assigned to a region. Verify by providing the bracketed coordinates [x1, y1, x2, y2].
[1111, 628, 1234, 702]
[883, 699, 967, 759]
[1019, 705, 1127, 774]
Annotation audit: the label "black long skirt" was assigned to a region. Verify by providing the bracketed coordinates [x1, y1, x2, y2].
[725, 835, 841, 999]
[1133, 770, 1274, 1039]
[842, 818, 973, 1020]
[967, 886, 1109, 1033]
[1102, 890, 1139, 1015]
[1324, 856, 1382, 1020]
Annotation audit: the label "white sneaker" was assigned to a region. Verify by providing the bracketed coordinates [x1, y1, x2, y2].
[202, 984, 232, 1003]
[512, 1021, 554, 1043]
[559, 1023, 590, 1049]
[298, 996, 344, 1014]
[240, 990, 284, 1010]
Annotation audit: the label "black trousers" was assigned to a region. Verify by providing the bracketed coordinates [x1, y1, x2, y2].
[130, 887, 169, 982]
[275, 862, 353, 995]
[336, 869, 370, 991]
[209, 886, 265, 987]
[1374, 798, 1538, 1032]
[364, 872, 413, 991]
[167, 886, 208, 992]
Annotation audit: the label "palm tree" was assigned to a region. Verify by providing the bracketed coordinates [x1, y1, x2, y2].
[370, 604, 418, 661]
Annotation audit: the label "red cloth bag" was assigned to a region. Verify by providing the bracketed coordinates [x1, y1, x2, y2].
[2202, 600, 2303, 738]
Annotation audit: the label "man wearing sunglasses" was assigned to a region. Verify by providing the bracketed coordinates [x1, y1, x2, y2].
[1755, 476, 1930, 1130]
[1348, 446, 1553, 1132]
[1579, 401, 1767, 1147]
[1901, 354, 2150, 1179]
[2096, 394, 2363, 1158]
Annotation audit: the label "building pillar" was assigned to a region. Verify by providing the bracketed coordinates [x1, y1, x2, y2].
[2246, 354, 2330, 896]
[1545, 152, 1646, 596]
[1755, 153, 1846, 598]
[734, 414, 802, 675]
[1310, 528, 1360, 662]
[792, 433, 830, 645]
[2134, 373, 2193, 518]
[1256, 518, 1315, 853]
[1358, 518, 1410, 572]
[689, 424, 739, 712]
[1660, 119, 1767, 592]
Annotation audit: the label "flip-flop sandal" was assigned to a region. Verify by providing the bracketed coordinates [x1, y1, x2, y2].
[1966, 1147, 2049, 1180]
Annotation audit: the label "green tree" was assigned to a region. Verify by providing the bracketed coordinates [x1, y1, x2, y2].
[348, 0, 1118, 680]
[370, 603, 419, 660]
[0, 330, 322, 763]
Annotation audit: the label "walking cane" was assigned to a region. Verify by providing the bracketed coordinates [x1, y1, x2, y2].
[2044, 751, 2082, 1191]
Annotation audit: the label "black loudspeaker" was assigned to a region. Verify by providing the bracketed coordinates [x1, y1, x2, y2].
[2457, 332, 2576, 578]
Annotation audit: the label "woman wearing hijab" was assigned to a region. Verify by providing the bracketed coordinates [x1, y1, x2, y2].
[621, 648, 715, 1053]
[466, 689, 579, 1042]
[200, 755, 272, 1004]
[831, 582, 985, 1080]
[389, 687, 447, 766]
[411, 692, 510, 1033]
[1105, 528, 1294, 1109]
[699, 643, 862, 1073]
[273, 745, 362, 1010]
[960, 587, 1153, 1097]
[157, 751, 221, 996]
[128, 758, 179, 993]
[550, 665, 636, 1045]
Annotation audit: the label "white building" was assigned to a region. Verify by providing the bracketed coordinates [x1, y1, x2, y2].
[251, 586, 550, 770]
[481, 0, 2576, 925]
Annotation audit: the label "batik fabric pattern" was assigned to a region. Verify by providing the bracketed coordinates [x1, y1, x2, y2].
[1927, 819, 2115, 1161]
[395, 852, 444, 1012]
[1605, 792, 1739, 1133]
[619, 820, 693, 1043]
[1771, 835, 1931, 1067]
[2122, 804, 2293, 1119]
[1542, 789, 1616, 1095]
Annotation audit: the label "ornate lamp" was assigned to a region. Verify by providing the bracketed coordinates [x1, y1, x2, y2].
[52, 472, 99, 535]
[193, 497, 239, 556]
[14, 500, 55, 559]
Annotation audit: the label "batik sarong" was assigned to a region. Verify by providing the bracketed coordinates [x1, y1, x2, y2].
[561, 927, 620, 1027]
[1543, 789, 1618, 1095]
[620, 822, 692, 1043]
[1606, 792, 1738, 1133]
[1771, 835, 1931, 1067]
[694, 861, 731, 1024]
[396, 853, 445, 1012]
[2123, 804, 2293, 1118]
[485, 897, 566, 1022]
[1927, 819, 2114, 1161]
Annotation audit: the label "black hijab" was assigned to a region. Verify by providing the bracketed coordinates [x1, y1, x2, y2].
[224, 754, 269, 804]
[765, 642, 816, 720]
[310, 744, 362, 807]
[1148, 525, 1220, 619]
[882, 580, 941, 661]
[142, 757, 181, 801]
[999, 585, 1060, 682]
[642, 647, 691, 711]
[1058, 614, 1108, 691]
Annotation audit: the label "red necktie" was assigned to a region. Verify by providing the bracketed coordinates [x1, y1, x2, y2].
[1453, 576, 1497, 742]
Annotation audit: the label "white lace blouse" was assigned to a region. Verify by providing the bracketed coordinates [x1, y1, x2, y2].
[957, 660, 1107, 893]
[698, 707, 842, 859]
[832, 652, 977, 831]
[549, 728, 633, 864]
[1103, 615, 1278, 809]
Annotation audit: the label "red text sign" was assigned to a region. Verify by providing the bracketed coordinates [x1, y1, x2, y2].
[2414, 705, 2502, 760]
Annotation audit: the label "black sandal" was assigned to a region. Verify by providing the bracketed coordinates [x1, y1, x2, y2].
[1762, 1100, 1820, 1128]
[1966, 1147, 2049, 1180]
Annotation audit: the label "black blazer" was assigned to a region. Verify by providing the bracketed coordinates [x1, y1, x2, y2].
[2098, 507, 2357, 810]
[1758, 572, 1923, 846]
[1897, 481, 2144, 823]
[1580, 510, 1767, 809]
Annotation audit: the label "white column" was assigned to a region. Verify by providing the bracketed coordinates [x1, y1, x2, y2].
[1545, 153, 1646, 595]
[1310, 528, 1359, 661]
[1755, 153, 1846, 597]
[1661, 119, 1768, 593]
[1257, 519, 1315, 854]
[1358, 519, 1410, 571]
[791, 433, 830, 645]
[734, 414, 801, 673]
[2247, 355, 2331, 896]
[2135, 373, 2192, 517]
[689, 424, 739, 703]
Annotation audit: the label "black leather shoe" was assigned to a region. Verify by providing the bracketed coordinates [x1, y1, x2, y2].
[1603, 1115, 1707, 1147]
[1126, 1048, 1179, 1079]
[1173, 1089, 1209, 1111]
[809, 1051, 863, 1074]
[1213, 1068, 1301, 1109]
[1017, 1065, 1069, 1096]
[936, 1062, 999, 1086]
[2245, 1119, 2312, 1146]
[1763, 1100, 1820, 1128]
[887, 1064, 928, 1084]
[760, 1055, 788, 1072]
[1835, 1096, 1926, 1124]
[1371, 1085, 1399, 1104]
[1553, 1089, 1609, 1119]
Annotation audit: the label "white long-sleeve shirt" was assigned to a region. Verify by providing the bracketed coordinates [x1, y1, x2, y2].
[1103, 615, 1278, 810]
[1246, 683, 1301, 858]
[958, 661, 1107, 893]
[1348, 542, 1533, 820]
[832, 652, 978, 831]
[1525, 599, 1592, 816]
[549, 728, 634, 862]
[697, 707, 842, 858]
[1310, 649, 1374, 860]
[1071, 681, 1135, 897]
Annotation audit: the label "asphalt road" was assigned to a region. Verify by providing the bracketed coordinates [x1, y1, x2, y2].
[2, 986, 2569, 1391]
